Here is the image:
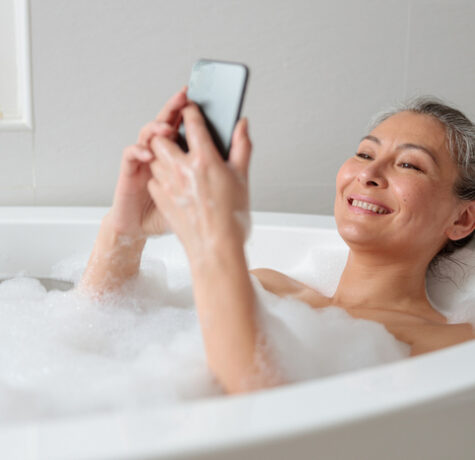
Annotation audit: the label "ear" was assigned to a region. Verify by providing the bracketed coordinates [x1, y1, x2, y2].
[446, 201, 475, 241]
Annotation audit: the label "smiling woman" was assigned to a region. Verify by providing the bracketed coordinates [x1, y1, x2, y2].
[80, 92, 475, 394]
[256, 102, 475, 357]
[364, 98, 475, 271]
[282, 96, 475, 354]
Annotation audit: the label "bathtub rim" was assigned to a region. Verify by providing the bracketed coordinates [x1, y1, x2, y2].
[2, 340, 474, 460]
[0, 206, 337, 228]
[0, 206, 474, 460]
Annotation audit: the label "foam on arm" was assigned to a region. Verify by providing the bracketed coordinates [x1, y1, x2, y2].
[78, 216, 147, 297]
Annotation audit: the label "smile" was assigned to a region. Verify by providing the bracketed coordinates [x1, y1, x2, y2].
[347, 196, 393, 215]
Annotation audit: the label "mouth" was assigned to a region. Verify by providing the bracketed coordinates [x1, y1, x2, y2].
[346, 196, 393, 215]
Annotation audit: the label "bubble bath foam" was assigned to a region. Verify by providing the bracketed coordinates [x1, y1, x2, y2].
[0, 207, 474, 460]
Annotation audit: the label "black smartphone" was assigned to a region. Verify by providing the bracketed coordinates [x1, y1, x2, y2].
[177, 59, 249, 161]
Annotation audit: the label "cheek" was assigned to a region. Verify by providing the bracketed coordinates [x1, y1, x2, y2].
[392, 177, 443, 220]
[394, 175, 422, 199]
[335, 161, 358, 218]
[336, 160, 357, 191]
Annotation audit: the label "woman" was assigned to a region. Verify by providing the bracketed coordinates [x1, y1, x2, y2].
[80, 89, 475, 394]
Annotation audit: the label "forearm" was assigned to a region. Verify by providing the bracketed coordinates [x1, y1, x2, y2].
[78, 214, 147, 296]
[190, 240, 285, 394]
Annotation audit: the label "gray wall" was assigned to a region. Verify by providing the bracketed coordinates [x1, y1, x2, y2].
[1, 0, 474, 214]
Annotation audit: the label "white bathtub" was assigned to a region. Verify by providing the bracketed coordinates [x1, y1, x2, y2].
[0, 206, 474, 460]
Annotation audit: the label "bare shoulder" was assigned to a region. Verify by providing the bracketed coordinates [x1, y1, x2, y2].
[249, 269, 475, 357]
[409, 322, 475, 357]
[249, 268, 302, 295]
[249, 268, 329, 306]
[346, 311, 475, 357]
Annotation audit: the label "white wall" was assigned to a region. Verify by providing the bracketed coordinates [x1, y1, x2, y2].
[1, 0, 474, 214]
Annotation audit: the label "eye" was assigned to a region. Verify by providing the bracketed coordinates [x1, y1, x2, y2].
[399, 162, 423, 172]
[355, 152, 373, 160]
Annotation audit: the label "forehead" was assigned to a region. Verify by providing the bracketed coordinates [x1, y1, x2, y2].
[368, 111, 449, 156]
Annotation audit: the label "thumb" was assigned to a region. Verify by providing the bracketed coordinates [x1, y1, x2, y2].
[229, 118, 252, 179]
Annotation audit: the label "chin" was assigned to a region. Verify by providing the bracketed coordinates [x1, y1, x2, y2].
[336, 222, 377, 246]
[334, 211, 387, 249]
[334, 198, 388, 247]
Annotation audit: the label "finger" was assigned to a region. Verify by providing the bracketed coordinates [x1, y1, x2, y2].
[147, 178, 173, 223]
[149, 157, 165, 181]
[156, 87, 188, 125]
[228, 118, 252, 179]
[147, 178, 164, 206]
[122, 145, 153, 176]
[181, 103, 220, 161]
[137, 121, 176, 147]
[150, 135, 184, 164]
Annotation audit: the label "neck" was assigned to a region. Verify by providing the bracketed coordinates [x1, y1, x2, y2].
[331, 250, 439, 319]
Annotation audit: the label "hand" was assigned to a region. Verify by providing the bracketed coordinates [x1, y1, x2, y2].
[105, 87, 188, 237]
[147, 102, 252, 262]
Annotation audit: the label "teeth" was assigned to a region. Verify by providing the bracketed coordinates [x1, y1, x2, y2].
[351, 199, 388, 214]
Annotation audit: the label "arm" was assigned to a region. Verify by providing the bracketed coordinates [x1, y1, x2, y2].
[79, 214, 147, 295]
[78, 88, 188, 296]
[147, 103, 286, 394]
[190, 240, 285, 394]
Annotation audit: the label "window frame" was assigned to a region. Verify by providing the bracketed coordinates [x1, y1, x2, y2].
[0, 0, 33, 131]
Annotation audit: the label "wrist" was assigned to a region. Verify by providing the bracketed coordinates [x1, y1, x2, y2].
[95, 214, 147, 261]
[189, 237, 246, 276]
[79, 214, 147, 295]
[101, 211, 146, 241]
[101, 209, 146, 239]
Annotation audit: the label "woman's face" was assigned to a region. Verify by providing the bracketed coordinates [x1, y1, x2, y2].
[334, 111, 463, 264]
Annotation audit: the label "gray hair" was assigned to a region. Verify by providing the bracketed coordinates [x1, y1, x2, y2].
[368, 95, 475, 271]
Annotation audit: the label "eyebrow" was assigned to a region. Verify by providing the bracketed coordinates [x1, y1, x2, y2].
[360, 135, 439, 167]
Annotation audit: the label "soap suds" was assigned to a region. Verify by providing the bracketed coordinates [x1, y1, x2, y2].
[0, 238, 473, 424]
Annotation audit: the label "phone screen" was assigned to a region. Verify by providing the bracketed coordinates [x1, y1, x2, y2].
[177, 59, 249, 161]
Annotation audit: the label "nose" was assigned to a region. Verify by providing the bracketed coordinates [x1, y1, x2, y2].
[357, 163, 388, 188]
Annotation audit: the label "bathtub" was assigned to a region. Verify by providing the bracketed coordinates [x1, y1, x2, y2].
[0, 206, 474, 460]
